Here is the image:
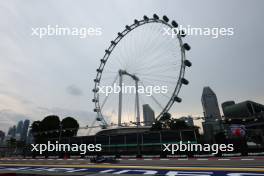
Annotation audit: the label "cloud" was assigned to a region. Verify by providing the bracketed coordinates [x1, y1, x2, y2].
[66, 84, 83, 96]
[0, 0, 264, 135]
[36, 106, 94, 121]
[0, 109, 32, 133]
[0, 89, 33, 105]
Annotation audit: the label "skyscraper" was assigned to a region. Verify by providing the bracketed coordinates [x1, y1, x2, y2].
[143, 104, 155, 126]
[8, 125, 16, 138]
[201, 87, 223, 143]
[201, 86, 221, 120]
[27, 129, 34, 144]
[16, 120, 24, 137]
[21, 119, 30, 141]
[0, 130, 5, 144]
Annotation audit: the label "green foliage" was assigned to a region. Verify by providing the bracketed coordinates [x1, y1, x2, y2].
[150, 120, 162, 131]
[150, 112, 192, 131]
[159, 112, 171, 122]
[40, 115, 60, 139]
[168, 119, 189, 130]
[31, 121, 41, 133]
[7, 137, 17, 148]
[40, 115, 60, 131]
[61, 116, 79, 137]
[31, 115, 79, 143]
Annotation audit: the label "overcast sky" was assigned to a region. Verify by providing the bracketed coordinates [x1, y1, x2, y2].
[0, 0, 264, 133]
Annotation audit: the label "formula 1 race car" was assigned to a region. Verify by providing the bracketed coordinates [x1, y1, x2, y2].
[90, 156, 119, 163]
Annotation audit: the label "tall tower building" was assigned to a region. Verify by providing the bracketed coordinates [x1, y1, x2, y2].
[0, 130, 5, 144]
[143, 104, 155, 126]
[201, 86, 221, 120]
[201, 87, 222, 143]
[21, 119, 30, 141]
[8, 125, 16, 138]
[16, 120, 24, 136]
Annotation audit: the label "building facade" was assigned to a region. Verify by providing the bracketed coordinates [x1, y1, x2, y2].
[143, 104, 155, 126]
[201, 87, 223, 143]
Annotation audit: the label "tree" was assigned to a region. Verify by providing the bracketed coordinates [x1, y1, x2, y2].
[40, 115, 60, 131]
[159, 112, 172, 129]
[0, 130, 5, 142]
[150, 112, 193, 131]
[31, 121, 41, 143]
[40, 115, 60, 138]
[7, 137, 17, 148]
[168, 119, 189, 130]
[31, 121, 41, 133]
[150, 120, 162, 131]
[31, 115, 80, 143]
[61, 117, 79, 137]
[31, 115, 60, 142]
[159, 112, 171, 122]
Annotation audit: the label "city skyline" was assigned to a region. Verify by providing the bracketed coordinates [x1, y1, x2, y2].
[1, 0, 264, 132]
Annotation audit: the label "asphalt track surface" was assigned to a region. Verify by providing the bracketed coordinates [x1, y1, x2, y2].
[0, 157, 264, 175]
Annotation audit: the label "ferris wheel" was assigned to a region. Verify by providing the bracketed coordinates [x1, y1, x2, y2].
[92, 14, 192, 129]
